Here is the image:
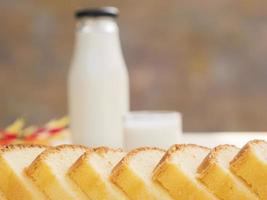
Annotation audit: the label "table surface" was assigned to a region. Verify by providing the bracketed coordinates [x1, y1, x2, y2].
[181, 132, 267, 148]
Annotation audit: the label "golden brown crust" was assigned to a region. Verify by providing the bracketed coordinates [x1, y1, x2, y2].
[197, 144, 237, 176]
[28, 144, 89, 173]
[0, 144, 47, 154]
[115, 147, 165, 169]
[68, 148, 95, 175]
[230, 140, 267, 166]
[111, 147, 165, 180]
[71, 147, 124, 173]
[153, 144, 210, 177]
[69, 147, 124, 177]
[94, 146, 123, 154]
[27, 144, 90, 179]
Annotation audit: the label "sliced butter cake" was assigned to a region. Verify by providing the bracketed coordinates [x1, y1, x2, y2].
[69, 147, 128, 200]
[231, 140, 267, 199]
[111, 147, 173, 200]
[0, 144, 47, 200]
[198, 145, 259, 200]
[153, 144, 217, 200]
[26, 145, 89, 200]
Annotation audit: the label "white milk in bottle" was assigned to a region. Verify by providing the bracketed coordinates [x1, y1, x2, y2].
[68, 7, 129, 147]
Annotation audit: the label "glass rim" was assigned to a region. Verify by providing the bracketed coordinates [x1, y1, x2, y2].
[124, 110, 182, 121]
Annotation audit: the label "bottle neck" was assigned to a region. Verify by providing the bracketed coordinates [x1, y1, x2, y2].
[74, 17, 122, 56]
[76, 17, 118, 33]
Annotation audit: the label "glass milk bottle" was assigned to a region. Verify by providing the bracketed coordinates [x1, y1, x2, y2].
[68, 7, 129, 148]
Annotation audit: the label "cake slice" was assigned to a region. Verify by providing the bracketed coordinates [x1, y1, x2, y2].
[111, 147, 173, 200]
[0, 147, 6, 200]
[0, 144, 47, 200]
[230, 140, 267, 199]
[26, 145, 89, 200]
[0, 192, 6, 200]
[153, 144, 217, 200]
[198, 145, 259, 200]
[69, 147, 128, 200]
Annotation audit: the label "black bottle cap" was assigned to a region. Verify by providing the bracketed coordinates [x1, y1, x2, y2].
[75, 7, 119, 18]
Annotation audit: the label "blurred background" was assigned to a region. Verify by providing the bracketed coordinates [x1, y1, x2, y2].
[1, 0, 267, 132]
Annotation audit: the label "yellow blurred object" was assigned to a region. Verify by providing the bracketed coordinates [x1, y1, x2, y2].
[48, 129, 71, 145]
[22, 126, 38, 136]
[5, 118, 25, 134]
[46, 116, 69, 129]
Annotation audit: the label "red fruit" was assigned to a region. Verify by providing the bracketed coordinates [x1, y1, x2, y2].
[0, 133, 17, 145]
[48, 127, 64, 136]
